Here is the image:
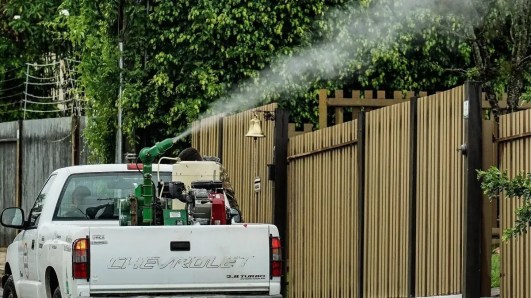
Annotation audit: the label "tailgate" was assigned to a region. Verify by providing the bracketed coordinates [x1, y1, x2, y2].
[88, 225, 273, 295]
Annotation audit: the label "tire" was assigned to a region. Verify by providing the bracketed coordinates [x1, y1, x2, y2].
[52, 286, 62, 298]
[2, 276, 17, 298]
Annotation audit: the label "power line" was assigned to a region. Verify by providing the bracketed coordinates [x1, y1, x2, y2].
[23, 92, 57, 100]
[0, 109, 22, 115]
[26, 61, 61, 67]
[0, 66, 24, 74]
[25, 73, 59, 80]
[25, 81, 60, 86]
[0, 101, 22, 107]
[22, 108, 67, 113]
[12, 58, 86, 119]
[0, 83, 24, 92]
[0, 92, 23, 100]
[0, 77, 24, 84]
[23, 98, 73, 105]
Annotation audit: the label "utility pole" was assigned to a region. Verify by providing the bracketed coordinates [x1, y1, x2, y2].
[115, 41, 123, 164]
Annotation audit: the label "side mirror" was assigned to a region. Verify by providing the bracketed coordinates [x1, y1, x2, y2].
[1, 207, 26, 229]
[230, 208, 242, 223]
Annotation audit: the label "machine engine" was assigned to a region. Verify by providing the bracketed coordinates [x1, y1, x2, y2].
[119, 159, 240, 226]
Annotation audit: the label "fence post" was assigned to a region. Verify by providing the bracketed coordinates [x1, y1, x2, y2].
[408, 97, 418, 298]
[218, 116, 224, 162]
[273, 108, 289, 296]
[463, 81, 483, 298]
[319, 89, 328, 129]
[71, 115, 80, 166]
[481, 118, 496, 297]
[357, 110, 366, 298]
[16, 119, 23, 208]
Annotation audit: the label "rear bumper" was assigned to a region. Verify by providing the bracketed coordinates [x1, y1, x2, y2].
[84, 295, 282, 298]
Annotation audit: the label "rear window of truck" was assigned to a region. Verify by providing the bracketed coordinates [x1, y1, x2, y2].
[53, 172, 171, 220]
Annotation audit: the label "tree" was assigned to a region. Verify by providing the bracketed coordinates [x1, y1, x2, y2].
[479, 167, 531, 240]
[4, 0, 530, 162]
[0, 0, 74, 122]
[444, 0, 531, 118]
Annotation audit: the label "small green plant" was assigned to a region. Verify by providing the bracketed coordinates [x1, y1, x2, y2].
[478, 167, 531, 240]
[491, 249, 500, 288]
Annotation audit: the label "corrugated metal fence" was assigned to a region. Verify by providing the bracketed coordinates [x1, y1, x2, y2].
[498, 109, 531, 298]
[0, 116, 87, 247]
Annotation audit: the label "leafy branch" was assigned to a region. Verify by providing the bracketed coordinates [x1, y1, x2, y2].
[478, 167, 531, 240]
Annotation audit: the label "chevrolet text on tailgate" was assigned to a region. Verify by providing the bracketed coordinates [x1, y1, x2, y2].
[1, 138, 283, 298]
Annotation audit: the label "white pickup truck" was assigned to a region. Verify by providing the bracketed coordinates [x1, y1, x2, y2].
[0, 164, 282, 298]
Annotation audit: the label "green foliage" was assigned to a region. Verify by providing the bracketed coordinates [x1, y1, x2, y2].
[121, 0, 328, 147]
[48, 0, 121, 162]
[491, 249, 500, 287]
[0, 0, 69, 122]
[1, 0, 530, 161]
[478, 167, 531, 240]
[317, 0, 470, 91]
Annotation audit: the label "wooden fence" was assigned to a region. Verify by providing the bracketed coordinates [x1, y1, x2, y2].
[287, 120, 359, 298]
[319, 88, 531, 130]
[498, 109, 531, 298]
[192, 103, 278, 224]
[0, 116, 87, 247]
[415, 87, 465, 296]
[318, 89, 427, 128]
[364, 101, 411, 297]
[191, 84, 488, 297]
[0, 122, 18, 247]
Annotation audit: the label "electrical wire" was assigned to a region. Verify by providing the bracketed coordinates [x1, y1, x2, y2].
[25, 73, 59, 80]
[0, 83, 24, 92]
[27, 61, 61, 67]
[25, 81, 60, 86]
[0, 101, 22, 107]
[0, 92, 23, 100]
[22, 108, 67, 113]
[0, 77, 24, 84]
[23, 98, 73, 105]
[0, 109, 22, 115]
[23, 92, 57, 100]
[0, 58, 87, 118]
[0, 66, 24, 74]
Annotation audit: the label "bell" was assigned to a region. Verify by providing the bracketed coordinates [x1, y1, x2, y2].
[245, 116, 265, 138]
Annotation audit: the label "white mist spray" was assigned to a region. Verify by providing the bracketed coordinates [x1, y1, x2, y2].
[173, 0, 477, 142]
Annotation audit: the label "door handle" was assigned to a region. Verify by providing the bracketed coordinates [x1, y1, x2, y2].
[31, 240, 35, 250]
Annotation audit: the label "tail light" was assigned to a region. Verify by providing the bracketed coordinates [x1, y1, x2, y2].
[72, 238, 90, 280]
[210, 193, 227, 225]
[270, 236, 282, 278]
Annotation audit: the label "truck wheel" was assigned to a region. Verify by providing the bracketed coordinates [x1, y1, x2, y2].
[52, 286, 62, 298]
[2, 276, 17, 298]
